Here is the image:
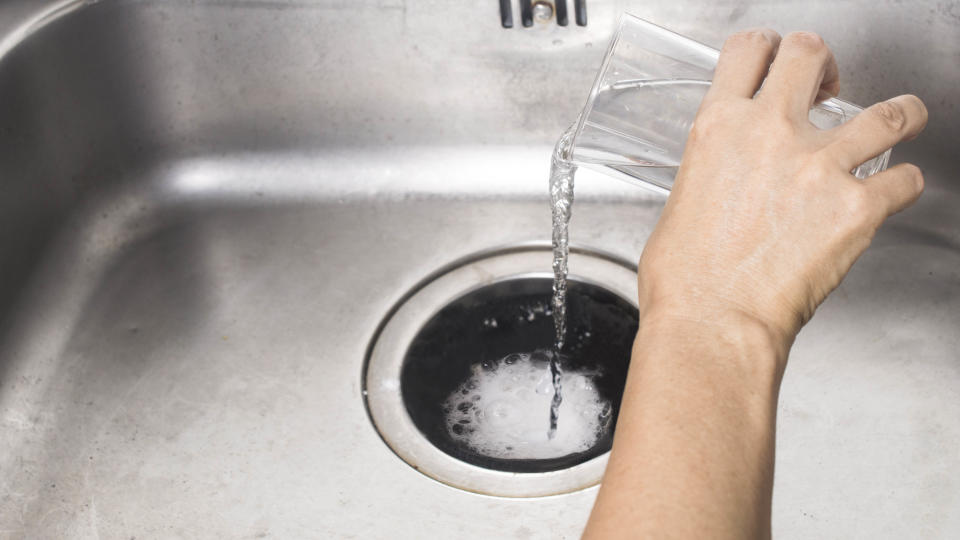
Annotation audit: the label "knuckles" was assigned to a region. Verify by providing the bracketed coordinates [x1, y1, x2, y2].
[837, 184, 874, 223]
[782, 31, 827, 54]
[802, 152, 838, 179]
[722, 29, 779, 55]
[691, 101, 796, 148]
[795, 159, 877, 227]
[871, 100, 908, 133]
[689, 104, 729, 141]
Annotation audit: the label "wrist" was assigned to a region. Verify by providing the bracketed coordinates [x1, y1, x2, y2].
[634, 303, 792, 383]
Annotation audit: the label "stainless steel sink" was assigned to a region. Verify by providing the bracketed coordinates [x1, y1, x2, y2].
[1, 1, 958, 538]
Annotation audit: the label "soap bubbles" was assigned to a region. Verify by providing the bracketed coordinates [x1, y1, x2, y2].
[442, 352, 612, 460]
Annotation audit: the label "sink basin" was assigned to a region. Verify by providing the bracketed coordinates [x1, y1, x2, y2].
[1, 1, 958, 538]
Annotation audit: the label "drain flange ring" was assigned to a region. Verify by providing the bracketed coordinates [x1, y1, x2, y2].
[363, 245, 638, 497]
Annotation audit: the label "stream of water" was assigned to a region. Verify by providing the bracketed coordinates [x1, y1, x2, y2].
[547, 124, 578, 439]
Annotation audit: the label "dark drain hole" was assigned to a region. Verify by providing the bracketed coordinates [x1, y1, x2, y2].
[401, 277, 638, 473]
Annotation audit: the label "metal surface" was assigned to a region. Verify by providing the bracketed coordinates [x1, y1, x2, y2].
[0, 0, 957, 538]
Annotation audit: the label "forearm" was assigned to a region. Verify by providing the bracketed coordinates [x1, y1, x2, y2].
[583, 311, 789, 539]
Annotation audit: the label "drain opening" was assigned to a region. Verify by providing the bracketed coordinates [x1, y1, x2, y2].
[364, 246, 639, 496]
[401, 276, 637, 474]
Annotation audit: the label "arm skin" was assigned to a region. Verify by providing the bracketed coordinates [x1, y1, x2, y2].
[583, 29, 928, 539]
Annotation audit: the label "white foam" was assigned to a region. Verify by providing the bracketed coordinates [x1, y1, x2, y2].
[442, 352, 612, 460]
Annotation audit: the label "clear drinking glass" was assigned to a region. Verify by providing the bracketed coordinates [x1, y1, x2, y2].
[569, 14, 891, 194]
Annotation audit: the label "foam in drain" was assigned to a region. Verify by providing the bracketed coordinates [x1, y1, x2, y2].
[442, 352, 612, 460]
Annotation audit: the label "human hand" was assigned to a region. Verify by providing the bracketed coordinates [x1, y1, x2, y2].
[637, 29, 928, 353]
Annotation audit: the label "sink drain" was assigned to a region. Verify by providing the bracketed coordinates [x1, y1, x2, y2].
[403, 276, 636, 473]
[363, 245, 638, 497]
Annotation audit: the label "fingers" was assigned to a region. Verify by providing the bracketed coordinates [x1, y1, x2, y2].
[702, 29, 781, 108]
[823, 95, 928, 171]
[863, 163, 925, 219]
[757, 32, 839, 118]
